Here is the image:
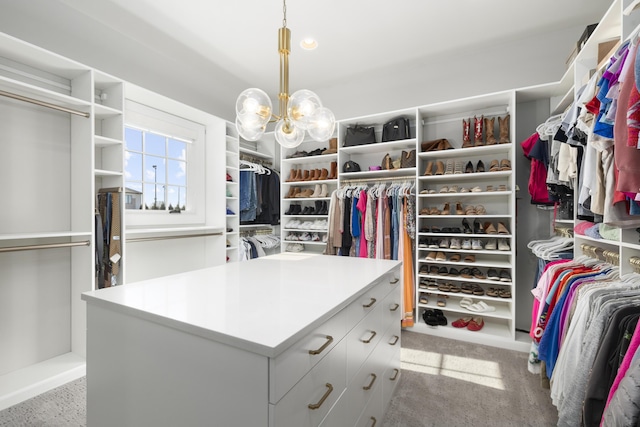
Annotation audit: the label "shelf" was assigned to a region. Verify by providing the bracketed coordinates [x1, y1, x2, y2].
[94, 135, 122, 147]
[419, 247, 512, 256]
[418, 273, 513, 287]
[239, 147, 273, 160]
[418, 214, 511, 219]
[94, 169, 122, 177]
[417, 258, 512, 269]
[282, 153, 337, 165]
[340, 139, 416, 155]
[282, 214, 328, 219]
[0, 352, 85, 411]
[340, 168, 416, 181]
[0, 75, 91, 113]
[418, 171, 511, 182]
[419, 232, 512, 239]
[94, 103, 122, 118]
[419, 190, 511, 198]
[418, 143, 512, 159]
[284, 228, 328, 233]
[417, 296, 512, 320]
[283, 197, 331, 202]
[282, 240, 326, 246]
[554, 219, 575, 224]
[574, 234, 619, 245]
[412, 318, 514, 343]
[283, 179, 337, 186]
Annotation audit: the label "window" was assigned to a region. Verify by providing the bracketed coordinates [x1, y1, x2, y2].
[124, 99, 206, 227]
[124, 126, 188, 212]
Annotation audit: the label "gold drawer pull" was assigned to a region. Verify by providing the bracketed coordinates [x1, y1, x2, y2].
[370, 416, 377, 426]
[308, 383, 333, 410]
[362, 330, 377, 343]
[389, 277, 399, 284]
[389, 335, 399, 346]
[390, 368, 399, 381]
[363, 298, 377, 308]
[389, 303, 400, 312]
[308, 335, 333, 355]
[363, 373, 377, 390]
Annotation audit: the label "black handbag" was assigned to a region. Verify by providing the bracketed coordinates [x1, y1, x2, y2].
[382, 117, 411, 142]
[343, 160, 361, 173]
[344, 125, 376, 146]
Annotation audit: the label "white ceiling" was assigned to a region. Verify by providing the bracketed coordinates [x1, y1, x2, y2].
[0, 0, 613, 120]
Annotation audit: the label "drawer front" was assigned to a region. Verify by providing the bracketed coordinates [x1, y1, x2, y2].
[346, 271, 398, 328]
[270, 307, 347, 404]
[382, 346, 401, 410]
[348, 339, 386, 421]
[355, 384, 383, 427]
[379, 317, 401, 368]
[269, 339, 347, 427]
[381, 286, 402, 336]
[346, 301, 384, 382]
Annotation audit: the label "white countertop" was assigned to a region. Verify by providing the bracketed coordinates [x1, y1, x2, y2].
[81, 253, 400, 358]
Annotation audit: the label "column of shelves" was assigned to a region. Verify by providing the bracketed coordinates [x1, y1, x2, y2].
[225, 124, 240, 262]
[415, 93, 517, 345]
[281, 139, 337, 253]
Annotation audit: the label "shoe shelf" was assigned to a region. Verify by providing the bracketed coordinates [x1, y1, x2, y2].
[418, 171, 511, 182]
[283, 179, 336, 186]
[418, 258, 512, 269]
[340, 168, 416, 181]
[418, 213, 510, 219]
[418, 273, 513, 288]
[416, 296, 512, 320]
[419, 190, 511, 198]
[418, 142, 513, 159]
[282, 153, 337, 165]
[339, 139, 416, 155]
[419, 232, 512, 239]
[415, 314, 513, 341]
[283, 240, 326, 246]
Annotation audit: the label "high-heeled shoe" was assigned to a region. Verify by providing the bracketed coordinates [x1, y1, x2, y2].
[474, 219, 486, 234]
[441, 202, 451, 215]
[476, 160, 485, 173]
[462, 218, 472, 234]
[456, 202, 464, 215]
[424, 161, 434, 176]
[465, 161, 474, 173]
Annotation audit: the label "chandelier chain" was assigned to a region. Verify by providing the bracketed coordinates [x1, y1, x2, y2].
[282, 0, 287, 28]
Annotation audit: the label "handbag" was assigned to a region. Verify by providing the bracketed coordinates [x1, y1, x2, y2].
[344, 125, 376, 146]
[400, 149, 416, 168]
[382, 117, 411, 142]
[343, 160, 361, 173]
[381, 153, 395, 170]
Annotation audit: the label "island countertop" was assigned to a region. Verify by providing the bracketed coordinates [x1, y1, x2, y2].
[81, 253, 401, 358]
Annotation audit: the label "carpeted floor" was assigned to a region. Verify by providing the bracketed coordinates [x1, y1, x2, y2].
[0, 330, 557, 426]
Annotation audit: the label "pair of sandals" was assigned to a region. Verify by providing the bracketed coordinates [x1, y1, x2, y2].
[423, 308, 447, 326]
[489, 159, 511, 172]
[486, 287, 512, 298]
[452, 316, 484, 331]
[459, 297, 495, 313]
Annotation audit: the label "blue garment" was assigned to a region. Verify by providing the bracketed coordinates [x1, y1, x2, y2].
[352, 196, 360, 255]
[630, 198, 640, 216]
[391, 195, 399, 260]
[239, 170, 257, 221]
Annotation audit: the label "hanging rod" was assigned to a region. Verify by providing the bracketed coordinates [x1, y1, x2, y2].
[240, 153, 273, 166]
[127, 232, 222, 243]
[0, 89, 90, 118]
[0, 240, 90, 253]
[98, 187, 123, 193]
[340, 176, 415, 185]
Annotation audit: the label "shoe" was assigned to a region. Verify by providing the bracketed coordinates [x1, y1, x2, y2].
[428, 239, 439, 249]
[448, 185, 459, 193]
[463, 254, 476, 263]
[311, 184, 321, 198]
[498, 240, 510, 251]
[500, 159, 511, 171]
[449, 253, 461, 262]
[448, 267, 460, 277]
[437, 266, 449, 276]
[499, 270, 512, 282]
[467, 317, 485, 331]
[497, 222, 510, 234]
[419, 239, 428, 248]
[424, 161, 434, 176]
[461, 239, 472, 250]
[471, 268, 486, 279]
[499, 114, 510, 144]
[441, 202, 451, 215]
[462, 218, 472, 234]
[474, 219, 485, 234]
[487, 269, 500, 280]
[476, 160, 485, 172]
[489, 159, 500, 172]
[444, 160, 454, 175]
[426, 251, 437, 261]
[437, 297, 447, 308]
[319, 184, 329, 197]
[484, 222, 497, 234]
[327, 161, 338, 179]
[436, 252, 447, 261]
[460, 268, 473, 279]
[419, 294, 429, 304]
[449, 238, 461, 250]
[452, 316, 473, 328]
[485, 117, 497, 145]
[439, 238, 449, 248]
[465, 161, 474, 173]
[226, 173, 233, 182]
[475, 205, 486, 215]
[439, 186, 449, 193]
[474, 115, 484, 146]
[498, 289, 512, 299]
[462, 118, 473, 148]
[226, 207, 235, 215]
[471, 239, 484, 250]
[435, 161, 445, 175]
[454, 161, 464, 174]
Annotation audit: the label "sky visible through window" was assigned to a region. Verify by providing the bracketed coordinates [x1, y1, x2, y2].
[124, 126, 187, 210]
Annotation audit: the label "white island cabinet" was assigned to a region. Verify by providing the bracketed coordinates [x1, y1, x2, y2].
[81, 253, 402, 427]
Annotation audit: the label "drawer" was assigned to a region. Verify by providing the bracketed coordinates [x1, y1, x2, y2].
[346, 301, 384, 382]
[379, 317, 401, 366]
[355, 384, 383, 427]
[269, 338, 347, 427]
[381, 285, 402, 333]
[382, 347, 401, 411]
[346, 278, 391, 333]
[270, 306, 348, 404]
[348, 339, 386, 421]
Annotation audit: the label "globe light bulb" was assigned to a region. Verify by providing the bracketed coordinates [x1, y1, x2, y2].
[236, 88, 272, 128]
[307, 107, 336, 141]
[288, 89, 322, 131]
[236, 116, 265, 141]
[274, 119, 304, 148]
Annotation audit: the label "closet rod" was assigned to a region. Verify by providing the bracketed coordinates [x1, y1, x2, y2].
[421, 107, 508, 126]
[0, 89, 90, 118]
[127, 232, 222, 243]
[0, 240, 90, 253]
[341, 176, 415, 185]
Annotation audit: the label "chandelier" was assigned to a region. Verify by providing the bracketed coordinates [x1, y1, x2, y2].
[235, 0, 335, 148]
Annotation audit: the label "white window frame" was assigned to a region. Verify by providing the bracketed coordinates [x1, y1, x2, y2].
[124, 98, 205, 227]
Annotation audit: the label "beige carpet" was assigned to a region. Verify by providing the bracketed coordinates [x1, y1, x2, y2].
[382, 330, 558, 427]
[0, 331, 556, 426]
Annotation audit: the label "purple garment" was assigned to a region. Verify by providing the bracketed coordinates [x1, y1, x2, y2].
[357, 191, 368, 258]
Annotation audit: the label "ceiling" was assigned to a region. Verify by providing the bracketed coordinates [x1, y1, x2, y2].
[0, 0, 613, 120]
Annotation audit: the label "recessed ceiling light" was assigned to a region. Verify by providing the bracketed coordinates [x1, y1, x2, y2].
[300, 38, 318, 50]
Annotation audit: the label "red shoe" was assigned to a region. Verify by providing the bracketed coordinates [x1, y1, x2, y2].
[467, 317, 484, 331]
[452, 316, 472, 328]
